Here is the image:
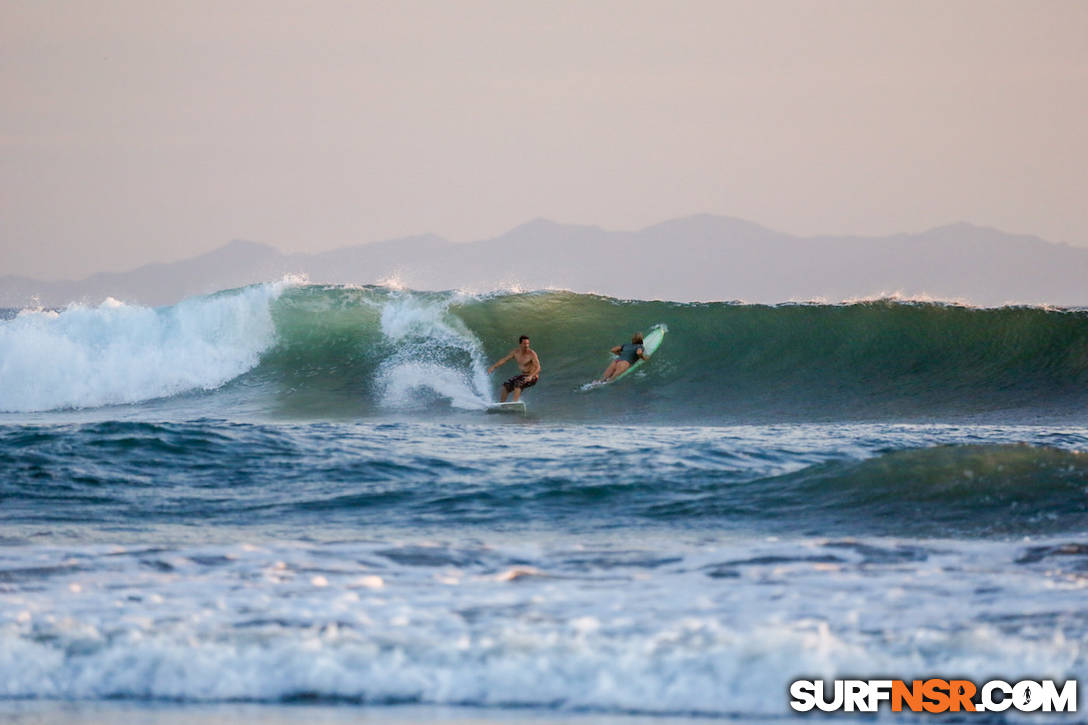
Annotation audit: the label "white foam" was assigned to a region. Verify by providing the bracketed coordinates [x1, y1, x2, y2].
[376, 293, 492, 410]
[375, 273, 408, 292]
[836, 290, 976, 307]
[380, 361, 489, 411]
[0, 539, 1084, 718]
[0, 282, 290, 412]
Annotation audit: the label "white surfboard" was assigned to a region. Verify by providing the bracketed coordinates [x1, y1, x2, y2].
[486, 401, 527, 414]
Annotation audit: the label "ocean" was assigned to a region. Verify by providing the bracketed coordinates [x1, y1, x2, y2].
[1, 281, 1086, 723]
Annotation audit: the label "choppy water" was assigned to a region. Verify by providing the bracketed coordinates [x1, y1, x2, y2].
[1, 282, 1086, 721]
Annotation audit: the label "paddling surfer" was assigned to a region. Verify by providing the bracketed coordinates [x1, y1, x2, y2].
[598, 332, 649, 383]
[488, 335, 541, 402]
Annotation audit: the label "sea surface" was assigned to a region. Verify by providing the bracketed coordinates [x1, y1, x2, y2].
[1, 281, 1087, 722]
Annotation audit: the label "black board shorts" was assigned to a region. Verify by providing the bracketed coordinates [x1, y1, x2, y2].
[503, 374, 538, 392]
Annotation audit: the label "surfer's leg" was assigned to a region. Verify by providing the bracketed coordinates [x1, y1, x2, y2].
[511, 388, 522, 402]
[605, 361, 630, 381]
[600, 361, 618, 381]
[500, 376, 520, 402]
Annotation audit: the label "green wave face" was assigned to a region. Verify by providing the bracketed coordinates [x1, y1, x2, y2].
[238, 285, 1088, 422]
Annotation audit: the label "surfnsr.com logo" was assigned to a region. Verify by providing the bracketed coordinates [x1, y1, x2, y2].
[790, 679, 1077, 713]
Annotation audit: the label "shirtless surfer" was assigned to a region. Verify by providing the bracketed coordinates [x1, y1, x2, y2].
[488, 335, 541, 402]
[598, 332, 649, 383]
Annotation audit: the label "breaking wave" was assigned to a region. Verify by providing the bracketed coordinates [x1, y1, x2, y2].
[3, 283, 1087, 422]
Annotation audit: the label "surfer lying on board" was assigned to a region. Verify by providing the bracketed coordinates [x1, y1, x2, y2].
[488, 335, 541, 402]
[598, 332, 649, 383]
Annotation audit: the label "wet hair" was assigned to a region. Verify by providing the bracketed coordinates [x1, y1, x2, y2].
[632, 332, 644, 344]
[519, 335, 530, 343]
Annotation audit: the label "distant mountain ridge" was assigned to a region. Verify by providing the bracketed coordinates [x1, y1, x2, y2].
[2, 215, 1086, 308]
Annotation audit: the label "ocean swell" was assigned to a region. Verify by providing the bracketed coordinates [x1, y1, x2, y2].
[3, 283, 1088, 421]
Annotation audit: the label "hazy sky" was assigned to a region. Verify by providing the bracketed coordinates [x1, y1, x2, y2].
[3, 0, 1087, 280]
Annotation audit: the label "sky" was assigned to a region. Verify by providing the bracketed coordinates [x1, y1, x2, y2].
[3, 0, 1087, 280]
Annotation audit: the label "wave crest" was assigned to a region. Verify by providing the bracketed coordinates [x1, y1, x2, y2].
[0, 282, 290, 412]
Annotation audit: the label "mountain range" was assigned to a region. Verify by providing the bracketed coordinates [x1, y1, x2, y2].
[3, 215, 1086, 308]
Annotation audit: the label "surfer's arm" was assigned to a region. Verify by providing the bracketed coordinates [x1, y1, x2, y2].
[638, 346, 649, 361]
[526, 353, 541, 379]
[488, 350, 514, 374]
[609, 345, 622, 355]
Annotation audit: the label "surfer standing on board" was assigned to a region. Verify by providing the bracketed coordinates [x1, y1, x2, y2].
[598, 332, 649, 383]
[488, 335, 541, 402]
